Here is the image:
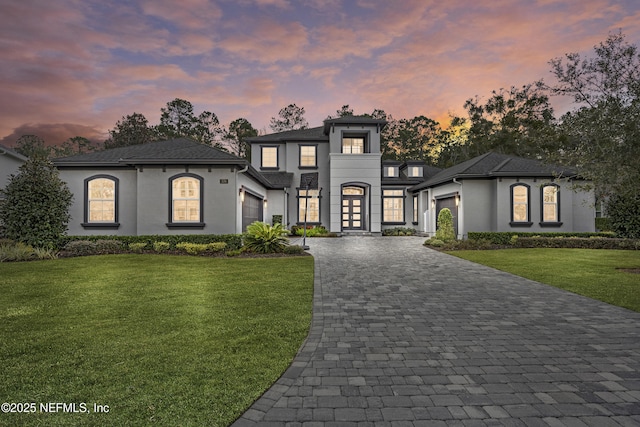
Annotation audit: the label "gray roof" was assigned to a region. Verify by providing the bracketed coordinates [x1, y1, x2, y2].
[246, 127, 328, 143]
[53, 138, 245, 167]
[323, 116, 387, 134]
[0, 144, 28, 162]
[259, 171, 294, 189]
[410, 152, 577, 192]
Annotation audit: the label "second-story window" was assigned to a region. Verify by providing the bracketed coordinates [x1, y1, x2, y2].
[342, 137, 365, 154]
[408, 166, 422, 177]
[299, 145, 317, 168]
[261, 146, 278, 169]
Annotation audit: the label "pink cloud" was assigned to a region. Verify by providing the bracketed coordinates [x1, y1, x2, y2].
[218, 20, 308, 62]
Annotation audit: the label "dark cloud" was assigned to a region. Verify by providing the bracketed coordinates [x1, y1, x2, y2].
[0, 123, 107, 148]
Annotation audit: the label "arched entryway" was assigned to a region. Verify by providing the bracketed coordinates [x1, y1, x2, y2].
[342, 185, 366, 231]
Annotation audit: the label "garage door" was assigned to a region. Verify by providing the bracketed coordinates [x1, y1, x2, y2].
[242, 192, 263, 231]
[435, 197, 458, 238]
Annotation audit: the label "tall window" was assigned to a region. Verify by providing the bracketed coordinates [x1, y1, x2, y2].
[542, 185, 559, 223]
[383, 189, 404, 223]
[298, 189, 320, 223]
[171, 175, 202, 223]
[87, 176, 117, 223]
[342, 137, 365, 154]
[299, 145, 317, 167]
[511, 184, 530, 224]
[413, 194, 419, 223]
[261, 146, 278, 168]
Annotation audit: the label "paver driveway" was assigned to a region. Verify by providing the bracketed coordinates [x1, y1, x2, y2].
[233, 237, 640, 426]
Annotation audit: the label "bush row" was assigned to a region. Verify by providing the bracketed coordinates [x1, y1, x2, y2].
[59, 234, 243, 251]
[513, 236, 640, 250]
[467, 231, 616, 245]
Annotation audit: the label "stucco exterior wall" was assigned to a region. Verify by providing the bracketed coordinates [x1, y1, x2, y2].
[58, 168, 138, 236]
[329, 153, 382, 233]
[283, 141, 331, 227]
[0, 153, 25, 191]
[495, 178, 595, 233]
[136, 166, 243, 235]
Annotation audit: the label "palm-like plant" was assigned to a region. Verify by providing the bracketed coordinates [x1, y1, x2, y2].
[244, 222, 290, 253]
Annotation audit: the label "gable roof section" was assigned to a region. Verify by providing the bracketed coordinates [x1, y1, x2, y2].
[410, 152, 577, 191]
[0, 144, 28, 162]
[246, 126, 327, 143]
[53, 138, 245, 167]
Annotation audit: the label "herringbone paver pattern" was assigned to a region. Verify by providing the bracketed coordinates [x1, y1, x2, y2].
[233, 237, 640, 426]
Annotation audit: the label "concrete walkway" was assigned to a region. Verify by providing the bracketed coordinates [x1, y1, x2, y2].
[233, 237, 640, 426]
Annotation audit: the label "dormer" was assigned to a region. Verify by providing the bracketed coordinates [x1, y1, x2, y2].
[382, 160, 402, 178]
[403, 161, 425, 179]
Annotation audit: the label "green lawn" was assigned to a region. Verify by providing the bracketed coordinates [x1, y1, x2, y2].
[0, 255, 314, 427]
[448, 249, 640, 312]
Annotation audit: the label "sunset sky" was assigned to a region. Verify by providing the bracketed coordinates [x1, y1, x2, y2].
[1, 0, 639, 147]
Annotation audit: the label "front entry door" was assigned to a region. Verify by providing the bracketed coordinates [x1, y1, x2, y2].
[342, 196, 364, 230]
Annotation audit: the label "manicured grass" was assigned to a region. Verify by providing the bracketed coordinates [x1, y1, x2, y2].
[0, 255, 314, 426]
[448, 249, 640, 312]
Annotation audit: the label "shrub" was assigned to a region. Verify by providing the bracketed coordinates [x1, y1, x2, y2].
[94, 240, 125, 254]
[383, 227, 417, 236]
[424, 238, 445, 247]
[509, 235, 519, 246]
[63, 240, 96, 256]
[226, 249, 243, 257]
[0, 241, 35, 262]
[32, 247, 58, 260]
[207, 242, 227, 252]
[152, 241, 170, 253]
[435, 208, 456, 242]
[129, 242, 147, 253]
[244, 222, 289, 253]
[0, 155, 73, 249]
[595, 217, 612, 232]
[295, 225, 328, 237]
[607, 192, 640, 238]
[176, 242, 209, 255]
[283, 245, 305, 254]
[272, 215, 283, 225]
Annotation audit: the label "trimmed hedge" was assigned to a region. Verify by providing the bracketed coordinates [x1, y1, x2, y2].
[467, 231, 616, 245]
[595, 217, 612, 232]
[382, 227, 417, 236]
[59, 234, 242, 251]
[513, 237, 640, 250]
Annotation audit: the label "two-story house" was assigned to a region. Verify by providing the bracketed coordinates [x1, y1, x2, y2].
[51, 115, 595, 237]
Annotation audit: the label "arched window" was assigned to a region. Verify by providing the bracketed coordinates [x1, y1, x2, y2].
[541, 184, 562, 226]
[83, 175, 119, 227]
[169, 174, 203, 225]
[510, 183, 532, 226]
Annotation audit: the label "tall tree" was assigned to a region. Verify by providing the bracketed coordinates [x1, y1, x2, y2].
[53, 136, 102, 157]
[0, 155, 73, 248]
[14, 135, 51, 158]
[459, 80, 556, 159]
[105, 113, 157, 149]
[156, 99, 224, 148]
[327, 105, 354, 119]
[548, 31, 640, 201]
[224, 118, 258, 158]
[269, 104, 308, 132]
[394, 116, 441, 163]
